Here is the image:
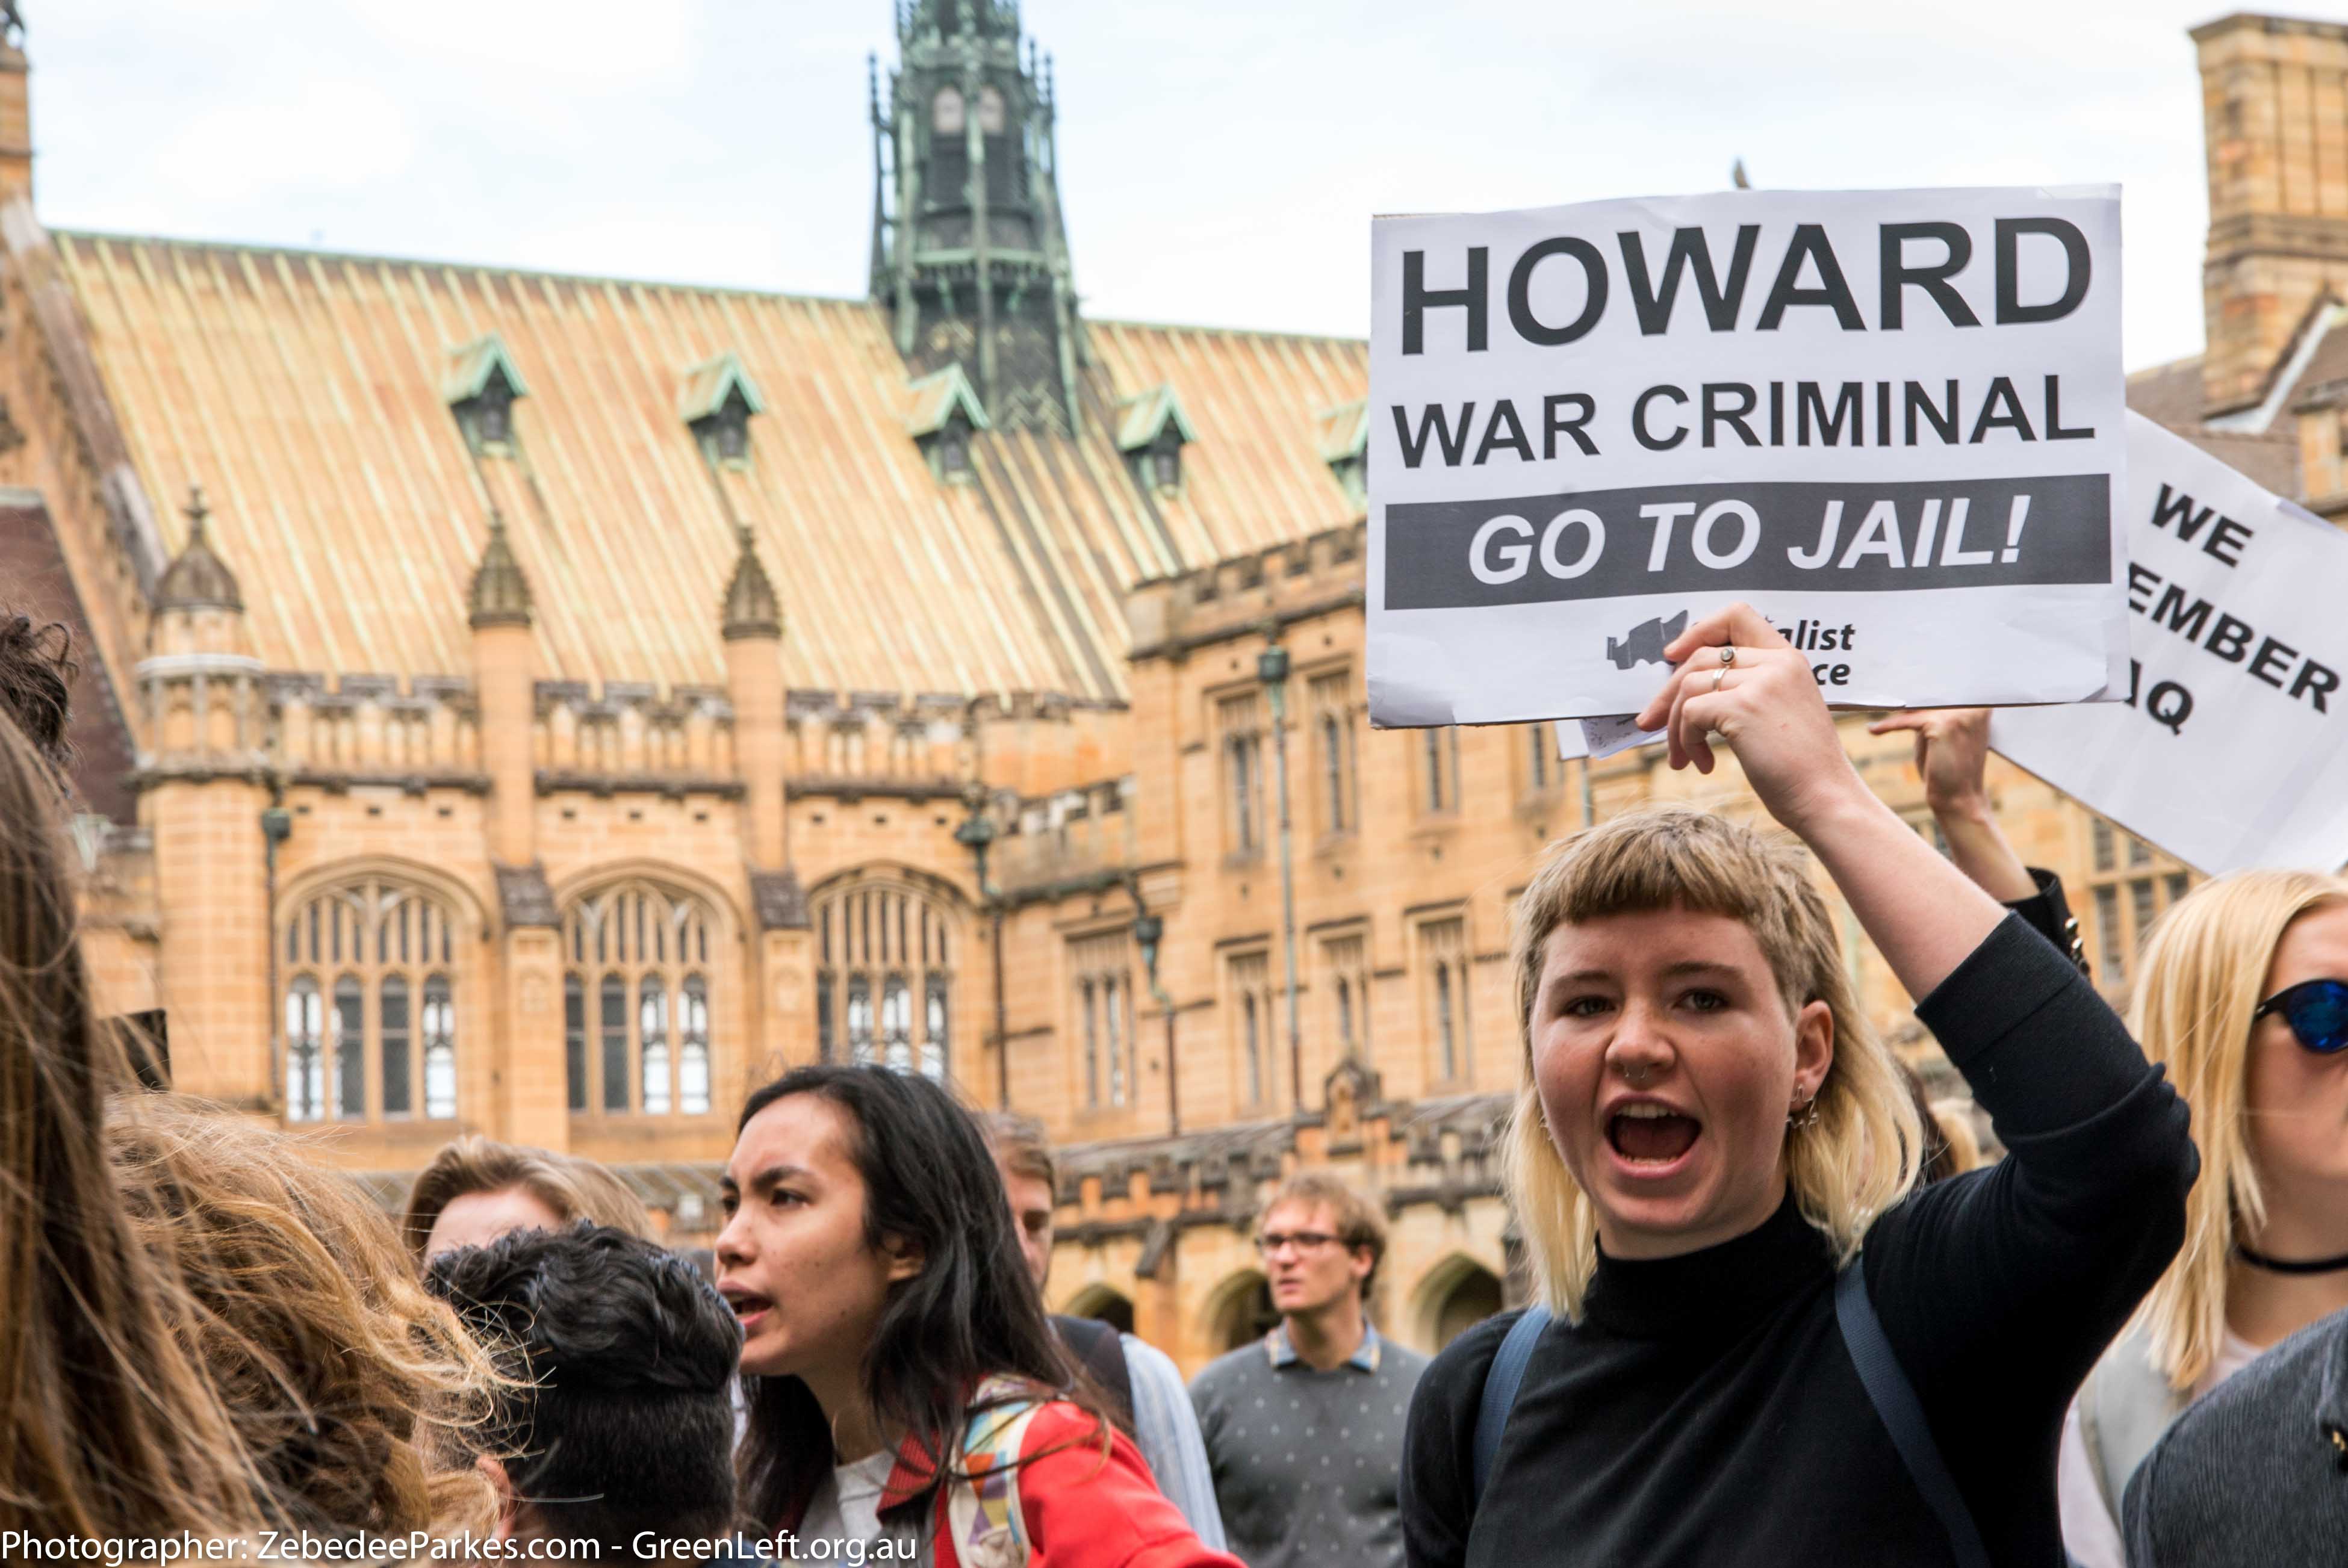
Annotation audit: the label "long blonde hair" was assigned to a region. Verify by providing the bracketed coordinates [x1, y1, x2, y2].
[1502, 806, 1923, 1318]
[0, 715, 265, 1535]
[2128, 869, 2348, 1391]
[109, 1098, 502, 1536]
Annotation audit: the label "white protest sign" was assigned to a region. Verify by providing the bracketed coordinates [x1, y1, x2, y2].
[1368, 187, 2131, 725]
[1991, 415, 2348, 875]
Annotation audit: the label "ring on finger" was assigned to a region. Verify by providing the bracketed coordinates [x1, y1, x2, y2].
[1720, 645, 1736, 667]
[1713, 668, 1727, 693]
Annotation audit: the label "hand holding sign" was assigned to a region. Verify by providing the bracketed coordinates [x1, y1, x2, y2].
[1630, 602, 1865, 837]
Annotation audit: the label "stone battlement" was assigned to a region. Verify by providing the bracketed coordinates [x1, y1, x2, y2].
[1126, 522, 1365, 662]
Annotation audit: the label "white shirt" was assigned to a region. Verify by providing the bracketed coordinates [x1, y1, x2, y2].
[792, 1449, 922, 1562]
[2058, 1328, 2263, 1568]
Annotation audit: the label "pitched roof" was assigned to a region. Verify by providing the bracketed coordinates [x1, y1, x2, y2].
[51, 232, 1368, 704]
[2124, 350, 2305, 498]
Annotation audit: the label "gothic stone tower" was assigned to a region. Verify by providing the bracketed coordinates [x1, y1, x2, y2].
[871, 0, 1080, 432]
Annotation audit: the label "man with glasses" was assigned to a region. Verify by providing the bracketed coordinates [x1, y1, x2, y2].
[1190, 1173, 1428, 1567]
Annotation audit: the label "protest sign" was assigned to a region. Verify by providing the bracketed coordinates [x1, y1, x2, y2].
[1990, 414, 2348, 875]
[1367, 187, 2131, 726]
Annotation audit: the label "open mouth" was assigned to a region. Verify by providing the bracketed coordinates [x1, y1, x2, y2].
[1606, 1104, 1701, 1165]
[719, 1287, 775, 1326]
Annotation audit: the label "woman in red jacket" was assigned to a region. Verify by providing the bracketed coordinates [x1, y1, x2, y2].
[718, 1061, 1242, 1567]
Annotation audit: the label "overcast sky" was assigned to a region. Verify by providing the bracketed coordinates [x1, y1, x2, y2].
[28, 1, 2280, 371]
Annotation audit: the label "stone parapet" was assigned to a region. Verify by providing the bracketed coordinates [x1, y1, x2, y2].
[1126, 523, 1365, 663]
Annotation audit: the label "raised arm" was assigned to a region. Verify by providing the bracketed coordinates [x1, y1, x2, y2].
[1629, 603, 2004, 1001]
[1866, 707, 2037, 903]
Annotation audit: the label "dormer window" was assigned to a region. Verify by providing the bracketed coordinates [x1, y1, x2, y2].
[679, 352, 767, 469]
[1115, 384, 1196, 500]
[939, 419, 972, 477]
[474, 374, 514, 445]
[1317, 398, 1370, 511]
[444, 334, 532, 457]
[905, 364, 990, 485]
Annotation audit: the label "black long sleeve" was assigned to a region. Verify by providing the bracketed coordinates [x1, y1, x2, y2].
[1865, 913, 2197, 1544]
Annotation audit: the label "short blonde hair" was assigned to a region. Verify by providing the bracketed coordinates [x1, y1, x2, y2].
[2129, 869, 2348, 1390]
[1503, 806, 1922, 1319]
[400, 1136, 651, 1263]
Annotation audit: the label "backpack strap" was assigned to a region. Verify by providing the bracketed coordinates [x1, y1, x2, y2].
[1833, 1262, 1993, 1568]
[946, 1376, 1047, 1568]
[1471, 1306, 1551, 1506]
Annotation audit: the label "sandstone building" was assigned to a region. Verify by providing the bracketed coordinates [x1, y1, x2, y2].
[4, 7, 2335, 1371]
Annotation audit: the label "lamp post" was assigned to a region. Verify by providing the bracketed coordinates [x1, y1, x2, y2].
[953, 783, 1010, 1108]
[1134, 908, 1178, 1136]
[1258, 636, 1302, 1114]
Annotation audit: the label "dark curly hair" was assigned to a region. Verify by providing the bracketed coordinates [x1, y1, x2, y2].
[427, 1222, 744, 1546]
[0, 612, 76, 779]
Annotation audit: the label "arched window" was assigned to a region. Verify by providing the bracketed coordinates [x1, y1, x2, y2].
[975, 84, 1006, 134]
[285, 976, 323, 1123]
[423, 977, 456, 1120]
[641, 977, 671, 1115]
[680, 976, 711, 1117]
[882, 976, 912, 1073]
[279, 877, 462, 1126]
[564, 975, 587, 1112]
[332, 976, 365, 1121]
[932, 85, 966, 133]
[562, 881, 719, 1118]
[813, 878, 960, 1083]
[380, 975, 412, 1117]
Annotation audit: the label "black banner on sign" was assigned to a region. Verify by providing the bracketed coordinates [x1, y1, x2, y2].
[1382, 473, 2110, 610]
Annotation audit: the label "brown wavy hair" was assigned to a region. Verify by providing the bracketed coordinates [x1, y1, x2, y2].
[402, 1134, 652, 1263]
[0, 713, 264, 1535]
[108, 1097, 502, 1536]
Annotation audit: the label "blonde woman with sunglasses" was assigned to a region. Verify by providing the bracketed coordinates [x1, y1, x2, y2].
[1881, 707, 2348, 1567]
[2054, 871, 2348, 1566]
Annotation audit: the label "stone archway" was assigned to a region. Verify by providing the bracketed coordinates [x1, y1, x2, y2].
[1203, 1268, 1280, 1351]
[1414, 1253, 1506, 1350]
[1061, 1282, 1136, 1335]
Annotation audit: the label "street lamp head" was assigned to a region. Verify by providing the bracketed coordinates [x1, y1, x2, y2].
[952, 811, 996, 851]
[1133, 911, 1163, 978]
[1256, 642, 1290, 689]
[259, 807, 292, 845]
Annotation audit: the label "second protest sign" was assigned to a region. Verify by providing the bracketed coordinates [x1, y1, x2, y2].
[1367, 185, 2131, 726]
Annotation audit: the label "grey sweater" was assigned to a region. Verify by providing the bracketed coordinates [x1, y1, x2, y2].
[2122, 1305, 2348, 1567]
[1191, 1320, 1428, 1568]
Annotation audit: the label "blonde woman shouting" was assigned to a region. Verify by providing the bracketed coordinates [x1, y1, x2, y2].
[1399, 605, 2197, 1568]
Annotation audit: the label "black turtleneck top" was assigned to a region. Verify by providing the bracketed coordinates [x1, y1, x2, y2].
[1401, 913, 2197, 1568]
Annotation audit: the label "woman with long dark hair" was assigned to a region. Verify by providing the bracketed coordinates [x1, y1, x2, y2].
[1400, 604, 2199, 1567]
[719, 1062, 1241, 1566]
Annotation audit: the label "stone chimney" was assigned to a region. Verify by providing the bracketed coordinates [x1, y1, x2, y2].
[2193, 13, 2348, 417]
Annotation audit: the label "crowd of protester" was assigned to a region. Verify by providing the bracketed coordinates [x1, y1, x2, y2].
[4, 600, 2344, 1564]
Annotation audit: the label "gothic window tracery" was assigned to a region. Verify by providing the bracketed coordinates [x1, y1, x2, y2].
[279, 878, 461, 1126]
[561, 881, 716, 1117]
[814, 879, 957, 1081]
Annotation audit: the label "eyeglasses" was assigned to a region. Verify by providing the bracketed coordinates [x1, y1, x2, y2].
[2253, 978, 2348, 1056]
[1254, 1230, 1342, 1256]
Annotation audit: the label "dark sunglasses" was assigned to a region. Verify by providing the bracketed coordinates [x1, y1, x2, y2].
[2252, 979, 2348, 1055]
